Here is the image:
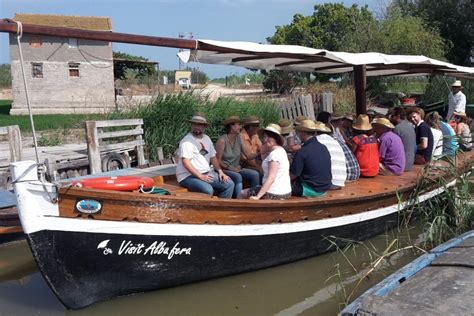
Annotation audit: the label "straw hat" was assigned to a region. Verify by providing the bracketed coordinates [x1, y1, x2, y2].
[352, 114, 373, 131]
[451, 80, 462, 87]
[313, 121, 332, 133]
[222, 115, 242, 126]
[258, 123, 285, 146]
[187, 112, 209, 125]
[278, 118, 294, 134]
[366, 109, 377, 116]
[453, 111, 466, 117]
[344, 113, 354, 121]
[294, 115, 307, 126]
[372, 117, 395, 129]
[295, 119, 317, 132]
[330, 112, 344, 120]
[243, 115, 261, 126]
[405, 107, 425, 119]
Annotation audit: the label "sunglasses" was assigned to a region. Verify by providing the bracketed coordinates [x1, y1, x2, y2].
[199, 142, 209, 155]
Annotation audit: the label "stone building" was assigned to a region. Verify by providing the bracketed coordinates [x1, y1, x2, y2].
[9, 13, 115, 115]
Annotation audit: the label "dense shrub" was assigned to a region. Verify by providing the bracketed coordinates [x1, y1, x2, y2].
[109, 93, 280, 160]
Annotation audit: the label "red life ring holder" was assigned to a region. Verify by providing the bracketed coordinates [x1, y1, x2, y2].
[72, 176, 155, 191]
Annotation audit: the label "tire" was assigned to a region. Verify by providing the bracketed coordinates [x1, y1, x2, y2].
[101, 153, 130, 172]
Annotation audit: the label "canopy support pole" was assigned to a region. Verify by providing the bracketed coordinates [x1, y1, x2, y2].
[354, 65, 367, 115]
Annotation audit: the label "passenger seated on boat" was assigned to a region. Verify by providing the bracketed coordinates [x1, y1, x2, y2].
[438, 119, 458, 157]
[329, 112, 346, 143]
[176, 113, 235, 198]
[216, 116, 261, 198]
[407, 107, 434, 165]
[241, 124, 291, 200]
[287, 115, 306, 152]
[372, 118, 406, 176]
[390, 107, 416, 171]
[314, 121, 347, 189]
[348, 115, 379, 177]
[424, 112, 444, 159]
[335, 137, 360, 182]
[289, 120, 332, 197]
[278, 118, 297, 153]
[240, 115, 264, 175]
[453, 112, 472, 152]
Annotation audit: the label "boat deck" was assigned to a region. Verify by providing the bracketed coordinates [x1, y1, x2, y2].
[340, 230, 474, 316]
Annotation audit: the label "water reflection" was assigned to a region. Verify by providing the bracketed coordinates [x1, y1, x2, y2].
[0, 227, 422, 316]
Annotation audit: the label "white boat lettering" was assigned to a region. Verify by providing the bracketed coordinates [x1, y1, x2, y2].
[113, 240, 191, 259]
[118, 240, 145, 255]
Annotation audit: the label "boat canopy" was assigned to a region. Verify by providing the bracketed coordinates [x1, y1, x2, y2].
[179, 39, 474, 77]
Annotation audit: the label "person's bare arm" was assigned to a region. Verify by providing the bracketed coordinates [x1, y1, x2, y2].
[418, 138, 428, 150]
[210, 156, 230, 182]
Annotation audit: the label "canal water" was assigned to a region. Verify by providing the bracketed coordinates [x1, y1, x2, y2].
[0, 226, 422, 316]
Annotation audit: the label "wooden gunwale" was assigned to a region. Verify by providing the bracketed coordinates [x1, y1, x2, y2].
[56, 152, 473, 225]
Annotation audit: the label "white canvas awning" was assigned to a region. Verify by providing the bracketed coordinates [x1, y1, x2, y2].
[179, 39, 474, 77]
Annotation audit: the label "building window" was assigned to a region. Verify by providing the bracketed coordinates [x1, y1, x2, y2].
[29, 37, 42, 48]
[69, 63, 80, 77]
[31, 63, 43, 78]
[68, 38, 78, 48]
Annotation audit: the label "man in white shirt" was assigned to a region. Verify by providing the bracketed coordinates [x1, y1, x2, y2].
[176, 113, 234, 198]
[446, 80, 466, 121]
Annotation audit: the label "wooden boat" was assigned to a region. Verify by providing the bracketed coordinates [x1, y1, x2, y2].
[0, 190, 23, 244]
[11, 152, 473, 309]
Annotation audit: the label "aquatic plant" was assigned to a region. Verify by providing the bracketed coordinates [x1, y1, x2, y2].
[108, 92, 280, 160]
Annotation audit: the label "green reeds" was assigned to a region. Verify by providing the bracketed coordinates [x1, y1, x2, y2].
[400, 155, 473, 248]
[108, 92, 280, 160]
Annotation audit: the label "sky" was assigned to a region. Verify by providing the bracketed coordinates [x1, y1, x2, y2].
[0, 0, 381, 79]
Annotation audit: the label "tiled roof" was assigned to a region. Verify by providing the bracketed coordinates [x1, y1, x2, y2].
[13, 13, 112, 31]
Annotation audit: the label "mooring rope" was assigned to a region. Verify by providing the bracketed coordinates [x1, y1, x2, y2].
[15, 21, 41, 163]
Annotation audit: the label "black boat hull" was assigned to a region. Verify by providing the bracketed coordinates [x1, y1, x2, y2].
[27, 211, 398, 309]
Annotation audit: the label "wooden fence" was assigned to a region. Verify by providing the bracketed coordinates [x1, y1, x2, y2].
[0, 125, 22, 165]
[275, 93, 334, 122]
[85, 119, 146, 174]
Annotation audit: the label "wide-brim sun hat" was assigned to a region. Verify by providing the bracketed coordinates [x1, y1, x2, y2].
[243, 115, 261, 126]
[372, 117, 395, 129]
[295, 119, 318, 132]
[453, 111, 467, 117]
[451, 80, 462, 87]
[258, 123, 285, 146]
[352, 114, 373, 131]
[344, 113, 354, 121]
[330, 112, 344, 120]
[294, 115, 307, 126]
[313, 121, 332, 133]
[222, 115, 242, 126]
[279, 118, 294, 134]
[187, 112, 209, 125]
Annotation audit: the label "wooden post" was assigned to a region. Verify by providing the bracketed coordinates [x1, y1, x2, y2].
[6, 125, 22, 162]
[135, 123, 146, 166]
[354, 65, 367, 116]
[85, 121, 102, 174]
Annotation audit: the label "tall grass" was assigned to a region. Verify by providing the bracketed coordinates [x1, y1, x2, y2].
[108, 92, 280, 160]
[0, 100, 106, 132]
[401, 156, 474, 248]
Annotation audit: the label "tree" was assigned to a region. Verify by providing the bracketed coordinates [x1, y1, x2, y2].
[268, 4, 377, 52]
[394, 0, 473, 65]
[369, 5, 446, 58]
[0, 64, 11, 87]
[113, 51, 157, 80]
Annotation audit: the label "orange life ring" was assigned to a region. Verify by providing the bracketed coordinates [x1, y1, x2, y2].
[72, 176, 155, 191]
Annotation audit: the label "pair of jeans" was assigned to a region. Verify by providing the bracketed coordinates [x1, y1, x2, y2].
[179, 170, 234, 198]
[224, 168, 260, 198]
